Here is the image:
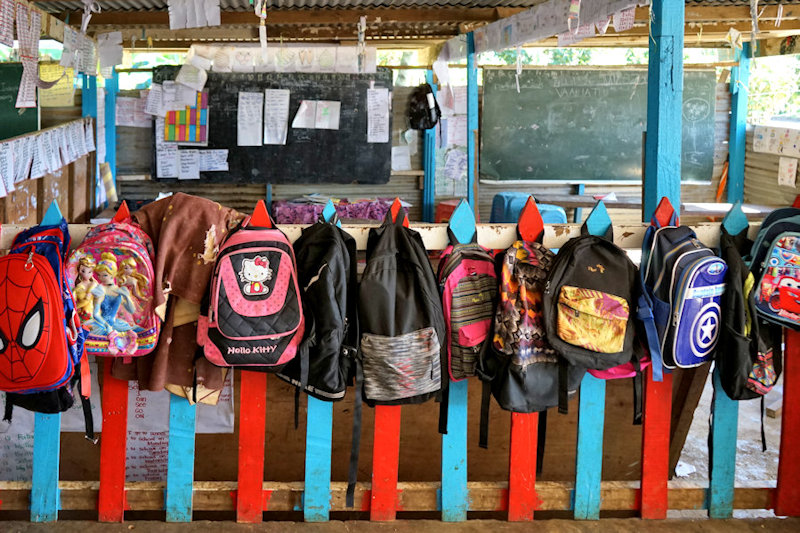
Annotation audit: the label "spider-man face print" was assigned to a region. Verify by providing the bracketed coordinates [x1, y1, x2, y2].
[0, 257, 52, 385]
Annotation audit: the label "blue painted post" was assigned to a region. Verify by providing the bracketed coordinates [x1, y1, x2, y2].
[103, 68, 119, 207]
[303, 200, 338, 522]
[423, 69, 437, 222]
[573, 184, 585, 223]
[165, 394, 197, 522]
[727, 42, 751, 204]
[441, 199, 474, 522]
[30, 413, 61, 522]
[708, 369, 738, 518]
[643, 0, 684, 218]
[81, 74, 97, 119]
[466, 33, 478, 213]
[573, 202, 612, 521]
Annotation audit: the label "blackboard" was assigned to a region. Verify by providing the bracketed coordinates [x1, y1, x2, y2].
[0, 63, 40, 141]
[480, 68, 717, 182]
[152, 66, 392, 184]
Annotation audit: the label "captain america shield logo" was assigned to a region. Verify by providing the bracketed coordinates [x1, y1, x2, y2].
[690, 302, 720, 358]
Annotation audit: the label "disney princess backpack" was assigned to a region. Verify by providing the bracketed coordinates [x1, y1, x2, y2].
[66, 205, 160, 360]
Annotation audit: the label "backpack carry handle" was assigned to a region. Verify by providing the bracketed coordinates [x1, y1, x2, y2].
[580, 201, 613, 241]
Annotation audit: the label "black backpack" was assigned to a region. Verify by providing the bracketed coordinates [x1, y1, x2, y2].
[277, 212, 359, 400]
[358, 209, 446, 407]
[718, 224, 783, 403]
[407, 83, 441, 130]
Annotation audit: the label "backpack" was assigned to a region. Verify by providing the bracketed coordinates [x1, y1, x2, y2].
[437, 238, 497, 381]
[748, 207, 800, 328]
[66, 220, 159, 361]
[0, 219, 95, 440]
[641, 220, 727, 368]
[543, 224, 643, 372]
[197, 216, 305, 374]
[477, 237, 586, 448]
[407, 83, 441, 130]
[718, 224, 782, 402]
[358, 209, 445, 406]
[277, 212, 359, 400]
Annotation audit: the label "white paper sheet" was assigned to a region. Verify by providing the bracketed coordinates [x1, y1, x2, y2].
[263, 89, 290, 145]
[156, 117, 179, 178]
[30, 136, 45, 179]
[444, 149, 468, 181]
[367, 88, 389, 143]
[15, 137, 33, 183]
[237, 92, 264, 146]
[85, 120, 96, 152]
[391, 145, 412, 171]
[97, 88, 106, 163]
[199, 149, 229, 171]
[176, 63, 208, 91]
[0, 142, 14, 194]
[0, 0, 13, 48]
[60, 26, 78, 69]
[315, 100, 341, 130]
[116, 96, 153, 128]
[46, 130, 62, 172]
[97, 31, 123, 70]
[145, 83, 164, 116]
[71, 121, 88, 157]
[613, 7, 636, 32]
[291, 100, 317, 129]
[39, 64, 75, 107]
[179, 149, 200, 179]
[779, 157, 798, 187]
[446, 115, 468, 147]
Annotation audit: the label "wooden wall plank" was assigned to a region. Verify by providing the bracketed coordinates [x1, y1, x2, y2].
[641, 371, 673, 519]
[165, 395, 197, 522]
[775, 329, 800, 516]
[442, 379, 469, 521]
[508, 412, 538, 521]
[574, 376, 606, 520]
[304, 397, 333, 522]
[708, 369, 738, 518]
[30, 413, 61, 522]
[371, 405, 401, 521]
[97, 364, 129, 522]
[237, 371, 268, 522]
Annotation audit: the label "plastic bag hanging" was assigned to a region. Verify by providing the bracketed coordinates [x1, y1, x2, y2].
[255, 0, 268, 61]
[81, 0, 100, 34]
[358, 16, 367, 73]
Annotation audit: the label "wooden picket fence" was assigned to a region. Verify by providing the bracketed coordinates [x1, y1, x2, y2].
[0, 202, 798, 523]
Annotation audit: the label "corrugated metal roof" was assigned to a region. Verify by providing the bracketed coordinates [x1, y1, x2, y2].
[34, 0, 798, 14]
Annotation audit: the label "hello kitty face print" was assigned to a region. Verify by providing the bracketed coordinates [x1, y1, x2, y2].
[239, 255, 273, 296]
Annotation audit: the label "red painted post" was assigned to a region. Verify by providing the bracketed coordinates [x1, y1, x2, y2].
[640, 370, 673, 519]
[775, 329, 800, 516]
[237, 371, 267, 523]
[371, 405, 401, 521]
[508, 412, 538, 521]
[98, 361, 128, 522]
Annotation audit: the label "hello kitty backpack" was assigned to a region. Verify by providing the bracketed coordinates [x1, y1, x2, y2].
[66, 202, 160, 361]
[197, 202, 305, 377]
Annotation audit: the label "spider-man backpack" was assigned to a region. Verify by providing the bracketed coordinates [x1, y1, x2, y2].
[0, 214, 95, 441]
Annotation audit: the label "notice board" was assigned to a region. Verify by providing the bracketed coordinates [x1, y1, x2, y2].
[480, 68, 717, 182]
[152, 66, 393, 184]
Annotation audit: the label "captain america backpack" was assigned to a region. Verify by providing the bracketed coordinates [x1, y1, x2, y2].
[0, 209, 95, 440]
[66, 202, 160, 361]
[641, 201, 727, 368]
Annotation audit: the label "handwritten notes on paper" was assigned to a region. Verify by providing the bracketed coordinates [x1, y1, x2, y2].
[38, 64, 75, 107]
[779, 157, 798, 188]
[145, 83, 164, 116]
[264, 89, 290, 145]
[116, 94, 152, 128]
[315, 100, 341, 130]
[0, 0, 13, 48]
[237, 92, 264, 146]
[367, 88, 389, 143]
[179, 149, 200, 179]
[199, 149, 229, 171]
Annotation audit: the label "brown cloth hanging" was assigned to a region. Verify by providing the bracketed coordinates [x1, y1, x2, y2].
[111, 192, 244, 391]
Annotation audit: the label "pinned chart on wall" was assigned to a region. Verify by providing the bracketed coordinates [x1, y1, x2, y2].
[291, 100, 341, 130]
[237, 91, 264, 146]
[779, 157, 798, 188]
[367, 87, 389, 143]
[263, 89, 290, 145]
[38, 64, 75, 108]
[165, 91, 209, 144]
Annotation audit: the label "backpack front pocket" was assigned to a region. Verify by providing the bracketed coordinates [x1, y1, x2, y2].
[361, 327, 441, 402]
[556, 285, 629, 354]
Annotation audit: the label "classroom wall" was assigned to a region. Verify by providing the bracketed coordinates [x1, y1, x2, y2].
[743, 128, 797, 206]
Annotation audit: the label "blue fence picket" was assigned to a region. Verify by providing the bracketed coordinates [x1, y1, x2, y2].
[165, 394, 197, 522]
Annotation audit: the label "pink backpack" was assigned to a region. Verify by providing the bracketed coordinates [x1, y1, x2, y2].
[66, 219, 159, 362]
[197, 217, 305, 372]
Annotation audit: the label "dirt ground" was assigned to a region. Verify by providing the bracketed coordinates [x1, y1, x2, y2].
[671, 368, 782, 519]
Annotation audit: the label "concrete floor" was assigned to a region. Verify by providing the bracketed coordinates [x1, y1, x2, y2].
[2, 519, 800, 532]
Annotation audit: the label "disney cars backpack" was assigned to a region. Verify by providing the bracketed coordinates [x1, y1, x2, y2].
[66, 219, 159, 361]
[197, 216, 305, 375]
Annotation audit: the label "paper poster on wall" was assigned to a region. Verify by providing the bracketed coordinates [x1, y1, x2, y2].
[237, 91, 264, 146]
[199, 149, 229, 171]
[164, 90, 209, 144]
[263, 89, 290, 145]
[0, 0, 14, 48]
[178, 149, 200, 179]
[39, 65, 75, 107]
[391, 145, 411, 171]
[145, 83, 164, 116]
[291, 100, 317, 129]
[0, 142, 14, 194]
[315, 100, 341, 130]
[116, 96, 152, 128]
[97, 88, 106, 163]
[367, 88, 389, 143]
[779, 157, 798, 188]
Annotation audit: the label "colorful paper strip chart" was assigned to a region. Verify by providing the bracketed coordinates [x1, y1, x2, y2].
[165, 91, 208, 143]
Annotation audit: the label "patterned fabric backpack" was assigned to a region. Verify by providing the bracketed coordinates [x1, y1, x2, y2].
[477, 238, 586, 448]
[66, 220, 159, 361]
[437, 240, 497, 381]
[197, 216, 305, 375]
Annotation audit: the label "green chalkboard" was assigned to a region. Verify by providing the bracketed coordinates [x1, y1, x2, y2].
[480, 68, 717, 182]
[0, 63, 40, 141]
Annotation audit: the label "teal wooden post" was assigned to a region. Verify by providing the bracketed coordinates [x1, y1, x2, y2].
[727, 42, 751, 204]
[573, 184, 585, 223]
[165, 395, 197, 521]
[643, 0, 684, 218]
[708, 369, 738, 518]
[423, 70, 437, 222]
[303, 200, 338, 522]
[81, 74, 97, 119]
[440, 199, 474, 522]
[103, 68, 118, 206]
[30, 202, 68, 523]
[573, 201, 612, 520]
[466, 33, 478, 212]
